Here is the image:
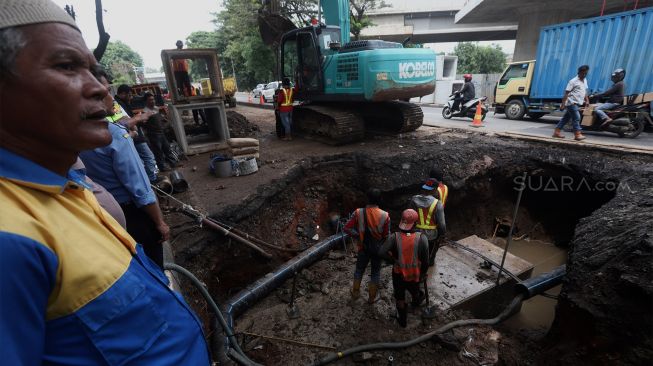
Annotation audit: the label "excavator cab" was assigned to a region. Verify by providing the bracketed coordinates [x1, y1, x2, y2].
[280, 26, 336, 96]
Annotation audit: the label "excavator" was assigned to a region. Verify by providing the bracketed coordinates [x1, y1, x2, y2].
[259, 0, 436, 144]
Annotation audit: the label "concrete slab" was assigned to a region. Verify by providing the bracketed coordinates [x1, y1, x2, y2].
[427, 235, 533, 311]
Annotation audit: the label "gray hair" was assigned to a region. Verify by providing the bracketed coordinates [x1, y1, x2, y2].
[0, 27, 26, 82]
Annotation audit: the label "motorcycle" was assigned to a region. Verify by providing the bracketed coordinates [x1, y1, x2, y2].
[578, 97, 651, 138]
[442, 93, 488, 120]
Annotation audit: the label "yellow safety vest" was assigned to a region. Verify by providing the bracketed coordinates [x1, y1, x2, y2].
[415, 198, 438, 230]
[280, 87, 294, 107]
[437, 184, 449, 207]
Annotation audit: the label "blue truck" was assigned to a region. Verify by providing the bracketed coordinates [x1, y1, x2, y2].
[494, 7, 653, 120]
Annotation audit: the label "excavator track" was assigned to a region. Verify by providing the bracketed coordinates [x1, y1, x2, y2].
[292, 104, 365, 145]
[357, 101, 424, 134]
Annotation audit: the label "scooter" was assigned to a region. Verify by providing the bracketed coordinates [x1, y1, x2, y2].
[579, 99, 651, 138]
[442, 93, 488, 120]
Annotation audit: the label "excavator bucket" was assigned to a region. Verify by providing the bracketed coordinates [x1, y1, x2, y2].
[257, 13, 296, 47]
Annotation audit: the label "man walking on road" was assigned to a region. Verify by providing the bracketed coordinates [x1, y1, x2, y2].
[344, 188, 391, 304]
[553, 65, 590, 141]
[378, 209, 430, 327]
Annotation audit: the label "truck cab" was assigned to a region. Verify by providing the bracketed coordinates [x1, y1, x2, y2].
[494, 61, 540, 120]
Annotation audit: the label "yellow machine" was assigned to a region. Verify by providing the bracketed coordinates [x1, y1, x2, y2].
[201, 77, 237, 108]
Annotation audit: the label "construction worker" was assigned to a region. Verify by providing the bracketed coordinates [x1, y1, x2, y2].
[173, 40, 192, 97]
[428, 166, 449, 207]
[410, 179, 446, 266]
[343, 188, 391, 303]
[278, 77, 295, 141]
[378, 209, 429, 328]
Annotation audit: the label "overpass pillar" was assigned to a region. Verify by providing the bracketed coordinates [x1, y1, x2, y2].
[513, 5, 572, 61]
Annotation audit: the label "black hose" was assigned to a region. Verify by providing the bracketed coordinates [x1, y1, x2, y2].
[163, 263, 262, 366]
[311, 294, 525, 366]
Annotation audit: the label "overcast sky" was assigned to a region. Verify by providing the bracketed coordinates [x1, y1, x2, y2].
[51, 0, 514, 70]
[52, 0, 221, 70]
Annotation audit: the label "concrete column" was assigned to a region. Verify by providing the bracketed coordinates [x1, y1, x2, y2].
[513, 5, 572, 61]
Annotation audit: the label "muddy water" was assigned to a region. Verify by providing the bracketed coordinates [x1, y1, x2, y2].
[492, 238, 568, 330]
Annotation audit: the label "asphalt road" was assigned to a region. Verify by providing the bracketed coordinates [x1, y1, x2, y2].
[235, 92, 652, 151]
[421, 105, 652, 150]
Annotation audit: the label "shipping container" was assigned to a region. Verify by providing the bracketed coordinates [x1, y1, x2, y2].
[531, 8, 653, 100]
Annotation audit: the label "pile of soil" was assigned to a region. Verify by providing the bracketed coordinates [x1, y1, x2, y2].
[227, 110, 260, 138]
[166, 106, 653, 365]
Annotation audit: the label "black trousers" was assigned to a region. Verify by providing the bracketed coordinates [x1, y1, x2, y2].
[148, 133, 175, 170]
[392, 272, 421, 302]
[121, 203, 163, 269]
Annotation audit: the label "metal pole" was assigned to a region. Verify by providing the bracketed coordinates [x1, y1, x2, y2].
[495, 172, 527, 287]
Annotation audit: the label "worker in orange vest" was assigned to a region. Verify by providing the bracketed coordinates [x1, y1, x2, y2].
[172, 40, 192, 97]
[410, 177, 446, 267]
[378, 209, 429, 327]
[343, 188, 390, 304]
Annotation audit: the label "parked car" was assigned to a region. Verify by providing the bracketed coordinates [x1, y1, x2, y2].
[252, 83, 265, 98]
[262, 81, 282, 102]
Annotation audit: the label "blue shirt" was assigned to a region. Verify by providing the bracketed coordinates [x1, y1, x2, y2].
[0, 147, 210, 365]
[79, 121, 156, 207]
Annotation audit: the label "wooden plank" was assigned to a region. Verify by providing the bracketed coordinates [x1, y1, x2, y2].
[426, 235, 533, 311]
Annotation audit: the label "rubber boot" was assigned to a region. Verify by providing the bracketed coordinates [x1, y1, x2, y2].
[351, 279, 361, 299]
[552, 128, 565, 138]
[574, 131, 586, 141]
[397, 305, 408, 328]
[368, 283, 378, 304]
[411, 290, 425, 308]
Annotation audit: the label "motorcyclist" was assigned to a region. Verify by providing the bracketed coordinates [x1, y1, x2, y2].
[591, 68, 626, 128]
[452, 74, 475, 112]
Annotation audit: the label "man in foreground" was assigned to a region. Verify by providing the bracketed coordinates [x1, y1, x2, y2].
[0, 1, 209, 364]
[378, 209, 430, 327]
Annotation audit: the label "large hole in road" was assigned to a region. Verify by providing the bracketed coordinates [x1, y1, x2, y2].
[194, 158, 616, 331]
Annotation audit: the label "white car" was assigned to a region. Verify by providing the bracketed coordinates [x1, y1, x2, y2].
[262, 81, 282, 102]
[252, 83, 265, 98]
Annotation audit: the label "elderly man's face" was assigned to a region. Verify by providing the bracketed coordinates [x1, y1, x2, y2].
[0, 23, 110, 154]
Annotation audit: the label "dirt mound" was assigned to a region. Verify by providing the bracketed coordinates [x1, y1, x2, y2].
[228, 110, 260, 138]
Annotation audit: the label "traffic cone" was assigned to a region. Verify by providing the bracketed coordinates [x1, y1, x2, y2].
[470, 102, 484, 127]
[259, 95, 264, 105]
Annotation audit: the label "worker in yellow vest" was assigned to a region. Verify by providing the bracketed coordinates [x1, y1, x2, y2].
[378, 209, 429, 327]
[277, 77, 296, 141]
[428, 167, 449, 207]
[409, 179, 446, 266]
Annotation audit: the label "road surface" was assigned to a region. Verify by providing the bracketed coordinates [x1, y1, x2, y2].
[235, 92, 652, 151]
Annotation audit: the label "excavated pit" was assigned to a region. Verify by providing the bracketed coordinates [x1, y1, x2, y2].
[171, 143, 653, 364]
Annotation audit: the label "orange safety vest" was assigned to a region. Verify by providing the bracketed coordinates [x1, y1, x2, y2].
[356, 207, 389, 244]
[415, 197, 439, 230]
[280, 87, 294, 107]
[393, 232, 422, 282]
[437, 183, 449, 207]
[172, 59, 189, 72]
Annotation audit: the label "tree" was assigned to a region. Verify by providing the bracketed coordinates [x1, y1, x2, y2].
[65, 1, 110, 61]
[349, 0, 389, 40]
[453, 42, 506, 74]
[99, 41, 144, 84]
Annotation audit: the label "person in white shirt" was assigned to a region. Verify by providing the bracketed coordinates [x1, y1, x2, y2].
[552, 65, 590, 141]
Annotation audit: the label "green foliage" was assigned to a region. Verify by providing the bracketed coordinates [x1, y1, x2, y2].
[453, 42, 506, 74]
[349, 0, 389, 40]
[97, 41, 143, 84]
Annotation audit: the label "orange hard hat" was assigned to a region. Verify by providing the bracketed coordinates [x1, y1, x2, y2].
[399, 209, 418, 230]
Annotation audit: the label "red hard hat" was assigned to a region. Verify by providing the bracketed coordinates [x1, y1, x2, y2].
[463, 74, 472, 81]
[399, 209, 418, 230]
